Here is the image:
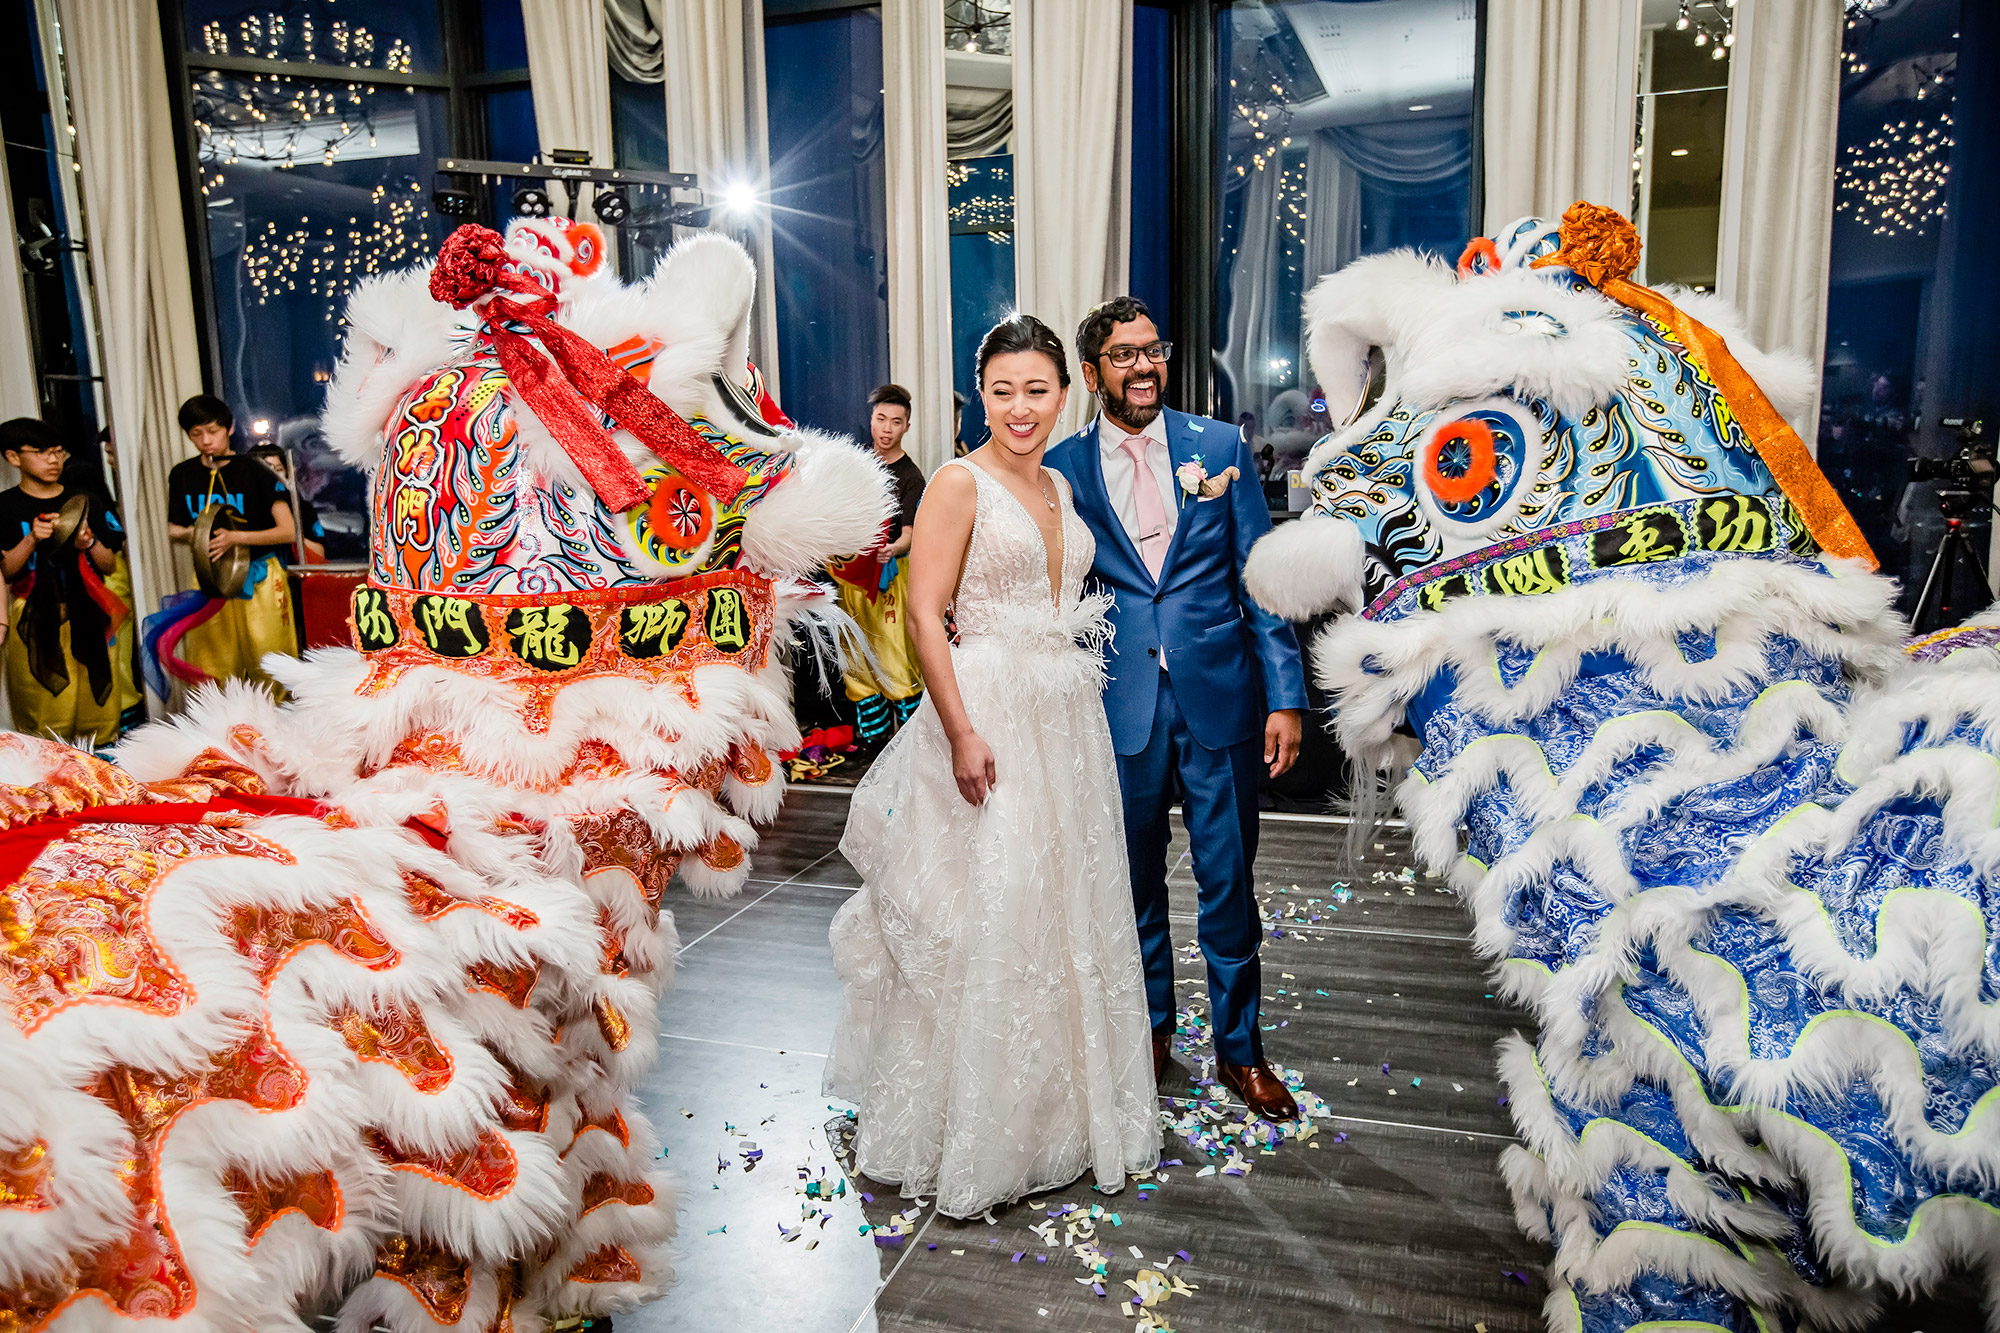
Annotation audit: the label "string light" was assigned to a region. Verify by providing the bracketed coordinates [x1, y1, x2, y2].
[240, 182, 436, 320]
[1835, 104, 1953, 238]
[201, 7, 411, 72]
[947, 160, 1013, 246]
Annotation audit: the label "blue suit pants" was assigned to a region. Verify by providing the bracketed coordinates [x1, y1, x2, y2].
[1116, 670, 1265, 1066]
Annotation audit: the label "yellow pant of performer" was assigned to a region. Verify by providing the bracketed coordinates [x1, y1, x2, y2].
[6, 553, 143, 746]
[178, 555, 299, 697]
[836, 562, 922, 703]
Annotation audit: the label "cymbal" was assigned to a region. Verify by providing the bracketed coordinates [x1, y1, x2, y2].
[191, 501, 250, 598]
[46, 494, 89, 550]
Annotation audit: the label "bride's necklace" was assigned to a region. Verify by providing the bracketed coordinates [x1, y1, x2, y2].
[1035, 472, 1057, 511]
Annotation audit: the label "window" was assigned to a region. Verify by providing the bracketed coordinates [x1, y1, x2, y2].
[948, 154, 1014, 448]
[1212, 0, 1478, 479]
[1633, 0, 1732, 289]
[942, 6, 1014, 449]
[1819, 0, 1995, 624]
[763, 5, 890, 439]
[175, 0, 533, 562]
[1130, 2, 1173, 333]
[2, 0, 109, 496]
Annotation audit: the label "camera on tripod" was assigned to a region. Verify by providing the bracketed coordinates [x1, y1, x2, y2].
[1906, 416, 1995, 634]
[1908, 417, 1998, 499]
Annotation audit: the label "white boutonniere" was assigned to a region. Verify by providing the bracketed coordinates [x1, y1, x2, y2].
[1176, 456, 1239, 506]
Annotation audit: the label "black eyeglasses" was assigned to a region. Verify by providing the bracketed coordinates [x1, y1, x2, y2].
[1099, 342, 1173, 368]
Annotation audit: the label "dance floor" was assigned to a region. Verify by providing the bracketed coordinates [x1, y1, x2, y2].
[618, 789, 1982, 1333]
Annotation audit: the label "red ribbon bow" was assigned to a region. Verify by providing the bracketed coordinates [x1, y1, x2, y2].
[428, 225, 747, 511]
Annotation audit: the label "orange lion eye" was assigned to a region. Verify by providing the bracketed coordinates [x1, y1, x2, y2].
[647, 477, 713, 551]
[1423, 418, 1497, 505]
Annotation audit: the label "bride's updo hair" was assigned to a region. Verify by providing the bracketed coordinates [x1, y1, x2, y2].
[976, 315, 1070, 390]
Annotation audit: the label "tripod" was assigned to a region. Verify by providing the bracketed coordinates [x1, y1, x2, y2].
[1909, 503, 1993, 635]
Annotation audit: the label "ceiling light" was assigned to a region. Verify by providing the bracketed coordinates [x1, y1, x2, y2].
[1407, 104, 1432, 112]
[1671, 148, 1690, 156]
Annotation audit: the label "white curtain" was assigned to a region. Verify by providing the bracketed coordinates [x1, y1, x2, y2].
[882, 0, 955, 474]
[1481, 0, 1639, 231]
[605, 0, 663, 82]
[1304, 134, 1363, 291]
[659, 0, 783, 397]
[54, 0, 203, 713]
[1718, 0, 1843, 440]
[1014, 0, 1132, 438]
[522, 0, 614, 211]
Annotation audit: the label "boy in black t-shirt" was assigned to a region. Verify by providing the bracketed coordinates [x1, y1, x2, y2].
[826, 384, 928, 746]
[0, 417, 136, 742]
[164, 395, 299, 690]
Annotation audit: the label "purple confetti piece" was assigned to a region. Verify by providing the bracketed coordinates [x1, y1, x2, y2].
[860, 1192, 874, 1202]
[1091, 1283, 1106, 1298]
[1381, 1062, 1391, 1075]
[927, 1243, 937, 1250]
[1503, 1269, 1529, 1285]
[1037, 1255, 1047, 1264]
[1011, 1252, 1023, 1262]
[1176, 1250, 1192, 1263]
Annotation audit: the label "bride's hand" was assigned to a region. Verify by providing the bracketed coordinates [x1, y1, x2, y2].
[950, 732, 997, 806]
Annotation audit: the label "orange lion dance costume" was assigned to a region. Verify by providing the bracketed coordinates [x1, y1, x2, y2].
[0, 217, 891, 1332]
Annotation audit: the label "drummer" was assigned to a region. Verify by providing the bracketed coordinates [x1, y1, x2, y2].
[0, 417, 136, 743]
[166, 395, 298, 690]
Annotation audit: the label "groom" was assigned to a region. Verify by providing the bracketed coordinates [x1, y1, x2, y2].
[1048, 297, 1307, 1122]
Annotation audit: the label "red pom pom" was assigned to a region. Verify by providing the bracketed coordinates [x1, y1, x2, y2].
[429, 225, 509, 308]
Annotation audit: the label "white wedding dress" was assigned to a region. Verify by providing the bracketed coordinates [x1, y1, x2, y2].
[827, 456, 1161, 1219]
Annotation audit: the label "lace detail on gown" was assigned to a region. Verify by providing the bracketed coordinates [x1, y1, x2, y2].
[827, 458, 1161, 1218]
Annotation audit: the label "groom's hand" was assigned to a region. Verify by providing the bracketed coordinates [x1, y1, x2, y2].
[1264, 710, 1303, 778]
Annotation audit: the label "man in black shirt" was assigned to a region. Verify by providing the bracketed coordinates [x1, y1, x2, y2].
[0, 417, 134, 742]
[250, 443, 327, 564]
[827, 384, 927, 745]
[164, 395, 299, 690]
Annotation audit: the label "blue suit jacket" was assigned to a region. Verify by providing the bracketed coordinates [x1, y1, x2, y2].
[1047, 409, 1308, 756]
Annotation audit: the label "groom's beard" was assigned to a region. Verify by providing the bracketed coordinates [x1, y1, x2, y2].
[1100, 373, 1164, 431]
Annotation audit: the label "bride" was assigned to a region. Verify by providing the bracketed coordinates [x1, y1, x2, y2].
[826, 316, 1162, 1219]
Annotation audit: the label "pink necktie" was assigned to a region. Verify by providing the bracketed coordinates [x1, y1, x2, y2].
[1120, 434, 1170, 579]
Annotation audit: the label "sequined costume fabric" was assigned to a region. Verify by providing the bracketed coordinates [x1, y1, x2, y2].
[828, 459, 1162, 1218]
[1263, 207, 2000, 1331]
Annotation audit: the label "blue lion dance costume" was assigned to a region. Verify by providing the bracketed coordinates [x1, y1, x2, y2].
[1244, 204, 2000, 1332]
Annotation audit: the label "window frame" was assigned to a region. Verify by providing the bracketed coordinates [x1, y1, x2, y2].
[160, 0, 532, 388]
[1158, 0, 1487, 418]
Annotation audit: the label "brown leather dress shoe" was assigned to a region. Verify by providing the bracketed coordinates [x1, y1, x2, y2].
[1218, 1058, 1299, 1121]
[1152, 1027, 1173, 1081]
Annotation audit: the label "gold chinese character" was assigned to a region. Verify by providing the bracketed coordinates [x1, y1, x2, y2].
[510, 605, 583, 668]
[706, 588, 749, 653]
[1485, 549, 1566, 597]
[353, 590, 397, 648]
[623, 599, 688, 654]
[1701, 496, 1771, 552]
[1617, 520, 1675, 564]
[417, 596, 485, 655]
